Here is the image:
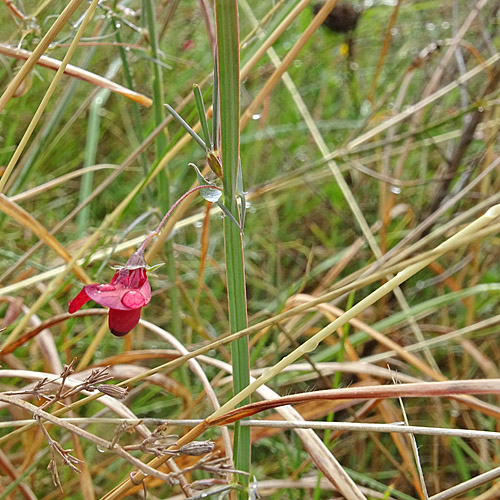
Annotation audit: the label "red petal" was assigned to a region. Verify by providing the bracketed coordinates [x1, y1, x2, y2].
[108, 308, 142, 336]
[85, 275, 151, 311]
[68, 288, 91, 313]
[121, 290, 146, 308]
[139, 277, 151, 304]
[85, 283, 129, 310]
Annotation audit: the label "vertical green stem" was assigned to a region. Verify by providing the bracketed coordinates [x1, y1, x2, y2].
[77, 59, 121, 236]
[76, 86, 102, 236]
[143, 0, 181, 336]
[113, 17, 150, 177]
[215, 2, 250, 494]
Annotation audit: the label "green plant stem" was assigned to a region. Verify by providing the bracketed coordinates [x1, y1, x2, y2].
[215, 1, 250, 494]
[143, 0, 181, 337]
[0, 0, 98, 194]
[207, 205, 500, 420]
[76, 59, 121, 237]
[114, 17, 150, 177]
[8, 26, 105, 194]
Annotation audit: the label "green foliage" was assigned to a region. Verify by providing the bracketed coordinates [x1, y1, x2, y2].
[1, 1, 500, 499]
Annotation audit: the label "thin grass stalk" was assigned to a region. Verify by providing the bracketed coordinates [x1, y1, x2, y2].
[314, 290, 354, 500]
[113, 17, 150, 176]
[76, 61, 119, 236]
[214, 1, 250, 494]
[0, 0, 99, 193]
[0, 0, 84, 113]
[143, 0, 181, 336]
[5, 30, 105, 193]
[242, 0, 438, 372]
[7, 417, 500, 441]
[206, 204, 500, 420]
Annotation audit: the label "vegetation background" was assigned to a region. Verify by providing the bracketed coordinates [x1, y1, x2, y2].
[1, 0, 500, 499]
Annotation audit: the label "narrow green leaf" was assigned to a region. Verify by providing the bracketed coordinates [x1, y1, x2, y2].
[193, 83, 212, 147]
[164, 103, 207, 151]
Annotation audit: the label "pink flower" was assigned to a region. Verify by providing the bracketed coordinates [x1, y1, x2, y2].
[68, 249, 151, 336]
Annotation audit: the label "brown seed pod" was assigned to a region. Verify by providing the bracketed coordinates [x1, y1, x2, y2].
[313, 2, 361, 33]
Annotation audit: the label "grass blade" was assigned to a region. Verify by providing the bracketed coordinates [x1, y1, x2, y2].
[214, 1, 250, 495]
[193, 83, 212, 147]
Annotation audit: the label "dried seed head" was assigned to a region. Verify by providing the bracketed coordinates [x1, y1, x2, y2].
[178, 440, 215, 456]
[97, 384, 129, 399]
[191, 478, 227, 490]
[60, 358, 77, 379]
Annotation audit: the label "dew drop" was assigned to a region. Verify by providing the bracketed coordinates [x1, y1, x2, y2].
[441, 21, 450, 29]
[390, 186, 401, 194]
[115, 22, 121, 28]
[252, 113, 261, 120]
[425, 22, 435, 31]
[97, 446, 105, 453]
[194, 221, 203, 228]
[98, 284, 116, 292]
[360, 100, 371, 116]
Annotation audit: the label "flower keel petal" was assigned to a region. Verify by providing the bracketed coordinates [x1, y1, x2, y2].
[108, 308, 142, 336]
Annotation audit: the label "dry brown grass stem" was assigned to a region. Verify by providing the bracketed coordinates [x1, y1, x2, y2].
[5, 416, 500, 442]
[240, 0, 340, 128]
[0, 44, 152, 106]
[0, 0, 100, 194]
[141, 320, 233, 464]
[208, 379, 500, 425]
[102, 353, 368, 500]
[0, 0, 84, 112]
[0, 194, 91, 284]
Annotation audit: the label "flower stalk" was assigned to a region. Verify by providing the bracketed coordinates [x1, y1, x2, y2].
[69, 185, 219, 336]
